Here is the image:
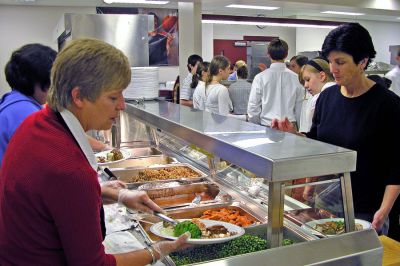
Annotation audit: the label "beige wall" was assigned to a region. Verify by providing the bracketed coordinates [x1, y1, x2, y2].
[0, 5, 95, 97]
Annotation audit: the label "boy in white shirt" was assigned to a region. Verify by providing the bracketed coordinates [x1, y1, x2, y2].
[248, 38, 303, 127]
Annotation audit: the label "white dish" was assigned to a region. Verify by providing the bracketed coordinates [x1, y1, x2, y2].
[95, 149, 131, 166]
[301, 218, 372, 237]
[150, 219, 245, 244]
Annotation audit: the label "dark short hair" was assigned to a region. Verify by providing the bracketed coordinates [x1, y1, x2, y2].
[268, 38, 288, 60]
[187, 54, 203, 72]
[291, 55, 308, 68]
[237, 65, 248, 79]
[321, 23, 376, 69]
[5, 43, 57, 96]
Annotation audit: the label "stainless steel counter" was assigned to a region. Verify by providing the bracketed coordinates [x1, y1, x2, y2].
[125, 101, 356, 181]
[119, 101, 381, 265]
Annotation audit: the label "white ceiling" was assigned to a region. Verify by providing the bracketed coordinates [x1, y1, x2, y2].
[1, 0, 400, 22]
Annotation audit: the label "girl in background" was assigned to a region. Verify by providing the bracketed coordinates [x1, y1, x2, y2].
[191, 61, 210, 110]
[204, 56, 233, 115]
[299, 58, 335, 132]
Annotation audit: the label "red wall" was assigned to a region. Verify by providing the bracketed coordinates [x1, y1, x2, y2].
[213, 39, 246, 65]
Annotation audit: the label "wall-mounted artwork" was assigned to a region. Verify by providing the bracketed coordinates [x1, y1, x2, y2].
[97, 7, 179, 66]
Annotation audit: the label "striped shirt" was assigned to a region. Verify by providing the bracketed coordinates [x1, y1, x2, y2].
[228, 79, 252, 115]
[180, 73, 194, 100]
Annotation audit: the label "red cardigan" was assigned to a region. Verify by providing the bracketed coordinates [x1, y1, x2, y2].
[0, 106, 116, 266]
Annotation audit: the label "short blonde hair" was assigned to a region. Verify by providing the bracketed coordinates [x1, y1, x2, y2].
[47, 38, 131, 111]
[235, 60, 246, 68]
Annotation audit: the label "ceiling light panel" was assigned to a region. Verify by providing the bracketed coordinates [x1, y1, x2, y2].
[202, 20, 337, 29]
[104, 0, 169, 4]
[321, 11, 365, 16]
[226, 4, 279, 11]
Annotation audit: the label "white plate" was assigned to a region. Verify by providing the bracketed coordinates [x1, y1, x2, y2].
[301, 218, 372, 237]
[150, 219, 245, 244]
[95, 149, 131, 166]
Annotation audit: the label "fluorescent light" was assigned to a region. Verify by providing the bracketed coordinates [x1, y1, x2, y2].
[321, 11, 365, 16]
[226, 4, 279, 10]
[202, 20, 337, 29]
[104, 0, 169, 4]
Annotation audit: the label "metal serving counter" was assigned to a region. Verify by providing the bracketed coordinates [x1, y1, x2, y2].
[117, 100, 382, 265]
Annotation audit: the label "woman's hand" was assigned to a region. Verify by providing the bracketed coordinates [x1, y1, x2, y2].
[302, 185, 315, 202]
[372, 208, 388, 231]
[152, 232, 191, 260]
[118, 189, 163, 214]
[101, 180, 127, 189]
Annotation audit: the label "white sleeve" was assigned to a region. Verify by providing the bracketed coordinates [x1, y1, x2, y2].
[218, 86, 233, 115]
[192, 86, 201, 109]
[294, 84, 304, 126]
[247, 76, 262, 124]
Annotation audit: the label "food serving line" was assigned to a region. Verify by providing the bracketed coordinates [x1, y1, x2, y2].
[98, 100, 382, 266]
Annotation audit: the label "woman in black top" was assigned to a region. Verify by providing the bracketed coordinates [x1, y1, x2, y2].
[272, 23, 400, 235]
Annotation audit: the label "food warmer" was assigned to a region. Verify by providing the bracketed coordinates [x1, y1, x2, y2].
[102, 100, 382, 266]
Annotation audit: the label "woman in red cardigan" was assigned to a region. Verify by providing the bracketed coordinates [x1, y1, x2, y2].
[0, 38, 188, 266]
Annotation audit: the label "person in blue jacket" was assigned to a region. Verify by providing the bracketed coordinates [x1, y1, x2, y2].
[0, 43, 57, 165]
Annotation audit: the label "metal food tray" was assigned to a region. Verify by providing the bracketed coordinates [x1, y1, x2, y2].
[137, 201, 266, 242]
[143, 182, 220, 209]
[119, 146, 162, 158]
[108, 163, 207, 187]
[102, 155, 177, 169]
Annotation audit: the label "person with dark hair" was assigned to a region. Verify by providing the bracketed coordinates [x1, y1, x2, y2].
[192, 61, 210, 110]
[368, 75, 392, 89]
[205, 55, 233, 115]
[0, 38, 188, 265]
[289, 55, 309, 75]
[180, 54, 203, 107]
[0, 43, 57, 164]
[385, 48, 400, 96]
[248, 38, 303, 127]
[228, 65, 252, 115]
[272, 23, 400, 235]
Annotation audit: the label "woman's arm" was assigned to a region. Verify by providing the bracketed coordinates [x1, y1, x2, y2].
[372, 185, 400, 230]
[114, 233, 189, 266]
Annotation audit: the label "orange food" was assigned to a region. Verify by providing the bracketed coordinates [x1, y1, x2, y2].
[200, 208, 256, 227]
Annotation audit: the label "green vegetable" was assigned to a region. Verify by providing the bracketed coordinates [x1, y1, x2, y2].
[220, 234, 267, 257]
[173, 221, 201, 239]
[282, 239, 294, 246]
[170, 234, 269, 266]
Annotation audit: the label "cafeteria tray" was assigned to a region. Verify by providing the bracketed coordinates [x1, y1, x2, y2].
[142, 182, 220, 209]
[108, 163, 207, 186]
[136, 202, 266, 242]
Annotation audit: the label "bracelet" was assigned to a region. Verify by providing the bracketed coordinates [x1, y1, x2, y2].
[145, 246, 157, 265]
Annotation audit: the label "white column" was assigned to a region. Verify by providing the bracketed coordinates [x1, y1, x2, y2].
[178, 2, 202, 82]
[202, 23, 214, 62]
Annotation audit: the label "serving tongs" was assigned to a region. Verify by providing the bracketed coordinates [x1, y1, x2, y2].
[104, 167, 118, 181]
[154, 212, 178, 226]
